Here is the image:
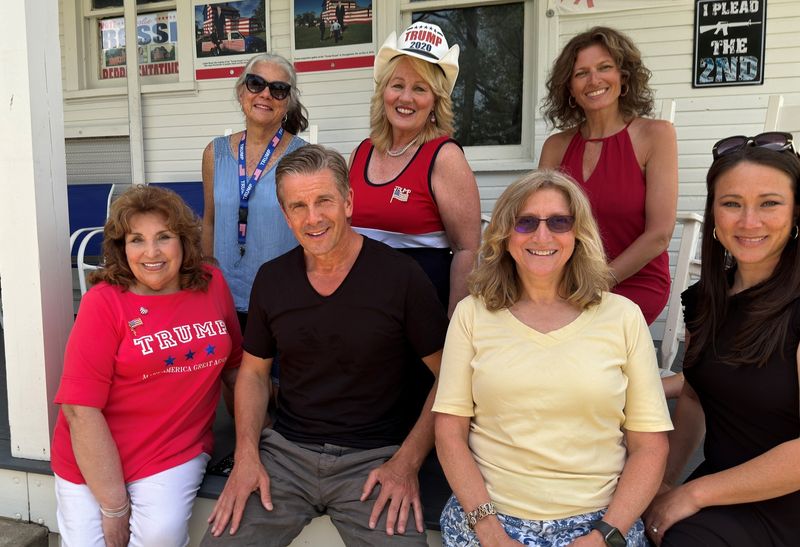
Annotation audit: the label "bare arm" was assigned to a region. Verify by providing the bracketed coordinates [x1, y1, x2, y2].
[361, 350, 442, 535]
[62, 404, 130, 547]
[646, 342, 800, 544]
[430, 144, 481, 316]
[538, 131, 573, 169]
[609, 119, 677, 284]
[208, 350, 272, 536]
[201, 141, 216, 258]
[435, 413, 522, 546]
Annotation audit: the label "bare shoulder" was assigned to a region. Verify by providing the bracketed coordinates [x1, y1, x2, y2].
[539, 128, 576, 168]
[436, 140, 469, 165]
[632, 117, 676, 145]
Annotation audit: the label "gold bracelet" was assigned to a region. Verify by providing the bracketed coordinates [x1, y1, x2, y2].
[466, 502, 497, 530]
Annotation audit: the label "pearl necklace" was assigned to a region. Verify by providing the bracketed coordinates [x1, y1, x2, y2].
[386, 136, 419, 157]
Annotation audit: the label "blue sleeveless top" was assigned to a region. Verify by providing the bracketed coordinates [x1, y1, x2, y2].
[212, 134, 306, 311]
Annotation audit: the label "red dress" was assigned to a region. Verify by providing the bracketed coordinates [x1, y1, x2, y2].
[560, 123, 670, 324]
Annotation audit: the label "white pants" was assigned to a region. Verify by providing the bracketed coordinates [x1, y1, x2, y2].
[55, 453, 210, 547]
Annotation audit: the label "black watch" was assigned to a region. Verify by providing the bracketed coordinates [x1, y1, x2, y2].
[590, 520, 626, 547]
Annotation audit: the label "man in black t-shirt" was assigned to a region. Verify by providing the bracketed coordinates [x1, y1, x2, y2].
[202, 145, 448, 546]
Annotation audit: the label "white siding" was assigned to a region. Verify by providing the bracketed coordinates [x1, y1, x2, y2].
[58, 0, 800, 337]
[554, 0, 800, 336]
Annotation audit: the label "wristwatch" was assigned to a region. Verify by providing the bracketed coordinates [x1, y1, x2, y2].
[590, 520, 626, 547]
[465, 502, 497, 530]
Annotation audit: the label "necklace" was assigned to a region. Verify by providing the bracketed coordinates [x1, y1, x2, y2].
[386, 136, 419, 157]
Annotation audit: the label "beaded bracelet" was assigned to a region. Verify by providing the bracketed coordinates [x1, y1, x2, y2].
[100, 496, 131, 518]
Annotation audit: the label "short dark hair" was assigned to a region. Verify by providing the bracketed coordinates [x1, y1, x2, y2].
[89, 185, 211, 291]
[275, 145, 350, 205]
[686, 146, 800, 369]
[541, 26, 654, 130]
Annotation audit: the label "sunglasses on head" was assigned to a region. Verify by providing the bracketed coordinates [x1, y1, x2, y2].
[712, 132, 796, 160]
[514, 215, 575, 234]
[244, 74, 291, 100]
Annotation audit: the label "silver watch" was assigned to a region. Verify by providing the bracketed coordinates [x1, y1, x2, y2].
[466, 502, 497, 530]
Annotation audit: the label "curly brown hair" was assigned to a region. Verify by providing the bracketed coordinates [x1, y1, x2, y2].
[541, 26, 654, 130]
[88, 185, 211, 291]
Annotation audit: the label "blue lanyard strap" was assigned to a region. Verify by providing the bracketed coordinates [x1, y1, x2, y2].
[237, 127, 284, 255]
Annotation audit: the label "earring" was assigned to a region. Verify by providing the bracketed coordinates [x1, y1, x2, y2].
[712, 227, 718, 240]
[793, 225, 799, 240]
[429, 111, 436, 124]
[568, 95, 577, 108]
[620, 84, 629, 97]
[282, 113, 288, 124]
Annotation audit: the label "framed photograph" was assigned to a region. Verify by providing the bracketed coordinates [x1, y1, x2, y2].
[98, 10, 178, 80]
[193, 1, 270, 80]
[291, 1, 375, 72]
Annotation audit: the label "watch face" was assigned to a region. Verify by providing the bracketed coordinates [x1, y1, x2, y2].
[605, 528, 626, 547]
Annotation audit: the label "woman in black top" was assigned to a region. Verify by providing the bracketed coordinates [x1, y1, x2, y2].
[645, 135, 800, 546]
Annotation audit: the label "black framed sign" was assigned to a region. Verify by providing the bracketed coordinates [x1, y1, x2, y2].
[693, 0, 767, 87]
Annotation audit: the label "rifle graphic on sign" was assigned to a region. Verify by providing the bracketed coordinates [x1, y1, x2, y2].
[699, 20, 761, 36]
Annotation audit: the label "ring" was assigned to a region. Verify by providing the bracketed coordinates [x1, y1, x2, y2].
[650, 526, 659, 534]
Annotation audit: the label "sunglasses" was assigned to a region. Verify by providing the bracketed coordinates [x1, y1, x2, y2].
[514, 215, 575, 234]
[712, 132, 796, 160]
[244, 74, 291, 100]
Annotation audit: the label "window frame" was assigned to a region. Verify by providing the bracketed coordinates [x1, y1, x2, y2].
[63, 0, 193, 95]
[396, 0, 538, 164]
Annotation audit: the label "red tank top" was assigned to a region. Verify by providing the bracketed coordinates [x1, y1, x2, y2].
[349, 136, 453, 249]
[560, 123, 670, 324]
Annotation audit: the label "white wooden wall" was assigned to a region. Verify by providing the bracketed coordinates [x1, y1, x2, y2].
[58, 0, 800, 337]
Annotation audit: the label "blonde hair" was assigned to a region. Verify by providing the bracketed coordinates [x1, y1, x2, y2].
[470, 169, 611, 311]
[370, 56, 453, 152]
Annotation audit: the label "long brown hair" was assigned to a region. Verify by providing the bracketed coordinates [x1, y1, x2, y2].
[685, 147, 800, 368]
[541, 26, 654, 130]
[89, 185, 211, 291]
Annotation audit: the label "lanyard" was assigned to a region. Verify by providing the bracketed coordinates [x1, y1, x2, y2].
[237, 127, 284, 256]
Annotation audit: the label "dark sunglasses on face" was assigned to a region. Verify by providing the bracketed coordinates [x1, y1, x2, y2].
[244, 73, 291, 100]
[514, 215, 575, 234]
[712, 131, 796, 160]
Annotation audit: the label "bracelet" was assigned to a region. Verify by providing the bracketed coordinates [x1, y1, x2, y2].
[100, 495, 131, 518]
[466, 502, 497, 530]
[609, 270, 619, 285]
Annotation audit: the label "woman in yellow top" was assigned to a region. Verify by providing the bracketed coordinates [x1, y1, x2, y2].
[434, 170, 672, 546]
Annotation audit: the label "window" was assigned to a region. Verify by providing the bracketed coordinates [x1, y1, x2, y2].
[402, 0, 535, 162]
[66, 0, 181, 90]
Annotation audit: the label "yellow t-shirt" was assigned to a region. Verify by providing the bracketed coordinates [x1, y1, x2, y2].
[433, 293, 673, 520]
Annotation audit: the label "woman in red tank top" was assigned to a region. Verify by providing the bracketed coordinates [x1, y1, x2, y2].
[538, 26, 680, 397]
[348, 22, 481, 317]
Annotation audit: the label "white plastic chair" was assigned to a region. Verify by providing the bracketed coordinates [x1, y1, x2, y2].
[69, 184, 127, 295]
[660, 212, 703, 371]
[763, 95, 800, 135]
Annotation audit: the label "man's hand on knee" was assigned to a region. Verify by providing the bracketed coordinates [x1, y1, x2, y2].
[207, 451, 272, 537]
[360, 456, 424, 536]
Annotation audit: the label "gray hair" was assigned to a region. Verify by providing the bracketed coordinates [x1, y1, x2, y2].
[275, 145, 350, 205]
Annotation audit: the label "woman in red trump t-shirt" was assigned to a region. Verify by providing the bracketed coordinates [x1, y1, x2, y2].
[51, 186, 242, 547]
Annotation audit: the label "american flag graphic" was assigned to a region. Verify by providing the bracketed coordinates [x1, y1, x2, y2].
[390, 186, 411, 203]
[128, 317, 143, 334]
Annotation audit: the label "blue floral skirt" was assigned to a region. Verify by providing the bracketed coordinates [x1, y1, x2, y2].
[440, 495, 648, 546]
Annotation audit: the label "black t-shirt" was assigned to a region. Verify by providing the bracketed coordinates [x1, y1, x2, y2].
[244, 237, 448, 449]
[681, 282, 800, 542]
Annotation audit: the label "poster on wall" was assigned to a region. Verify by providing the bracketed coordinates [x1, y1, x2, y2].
[193, 1, 270, 80]
[693, 0, 767, 87]
[291, 0, 374, 73]
[99, 11, 178, 80]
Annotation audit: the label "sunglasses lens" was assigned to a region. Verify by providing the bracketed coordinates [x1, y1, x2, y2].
[753, 132, 790, 151]
[245, 74, 267, 94]
[269, 82, 291, 100]
[713, 136, 747, 159]
[514, 217, 540, 233]
[546, 216, 575, 233]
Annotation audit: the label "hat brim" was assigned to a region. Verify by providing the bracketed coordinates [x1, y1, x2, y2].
[373, 32, 460, 94]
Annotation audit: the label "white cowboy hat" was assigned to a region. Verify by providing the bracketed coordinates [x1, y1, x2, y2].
[374, 22, 460, 94]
